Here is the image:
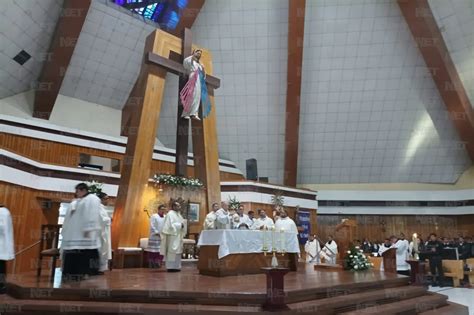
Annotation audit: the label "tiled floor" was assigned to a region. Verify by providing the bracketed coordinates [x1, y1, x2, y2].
[429, 286, 474, 314]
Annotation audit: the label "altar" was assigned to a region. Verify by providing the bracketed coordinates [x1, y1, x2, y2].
[197, 230, 300, 277]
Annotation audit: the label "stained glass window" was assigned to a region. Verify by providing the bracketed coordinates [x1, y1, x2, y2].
[112, 0, 188, 31]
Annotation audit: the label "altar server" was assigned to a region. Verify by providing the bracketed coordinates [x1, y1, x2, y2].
[215, 201, 231, 229]
[305, 235, 321, 263]
[274, 208, 298, 234]
[391, 235, 410, 275]
[203, 203, 219, 230]
[161, 201, 187, 272]
[147, 204, 167, 268]
[61, 183, 102, 279]
[321, 235, 338, 264]
[251, 209, 275, 230]
[0, 205, 14, 294]
[232, 205, 253, 229]
[97, 193, 112, 273]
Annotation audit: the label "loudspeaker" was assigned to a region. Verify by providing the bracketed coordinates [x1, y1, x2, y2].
[246, 159, 258, 180]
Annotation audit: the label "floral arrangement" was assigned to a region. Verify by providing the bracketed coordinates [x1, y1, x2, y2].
[343, 246, 372, 271]
[228, 196, 241, 211]
[86, 181, 103, 195]
[153, 174, 204, 189]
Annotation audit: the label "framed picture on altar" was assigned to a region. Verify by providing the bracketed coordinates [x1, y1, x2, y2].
[188, 203, 200, 222]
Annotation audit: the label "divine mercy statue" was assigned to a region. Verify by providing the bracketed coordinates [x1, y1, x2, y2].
[179, 49, 211, 120]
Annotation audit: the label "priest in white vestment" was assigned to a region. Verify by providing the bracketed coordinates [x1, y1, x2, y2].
[274, 209, 298, 233]
[160, 201, 187, 272]
[146, 204, 167, 268]
[304, 235, 321, 263]
[203, 203, 219, 230]
[97, 193, 112, 273]
[215, 201, 231, 230]
[0, 205, 14, 294]
[251, 209, 275, 230]
[378, 238, 393, 271]
[232, 205, 253, 229]
[391, 235, 410, 275]
[321, 235, 338, 264]
[61, 183, 102, 279]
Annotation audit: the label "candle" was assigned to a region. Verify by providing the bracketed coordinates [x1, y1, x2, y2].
[271, 227, 275, 251]
[280, 228, 285, 253]
[262, 227, 267, 252]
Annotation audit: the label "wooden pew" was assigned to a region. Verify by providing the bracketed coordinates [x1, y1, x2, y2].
[442, 260, 464, 287]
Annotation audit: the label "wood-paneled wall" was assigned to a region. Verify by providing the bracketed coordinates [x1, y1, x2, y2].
[0, 182, 71, 275]
[0, 133, 244, 181]
[316, 214, 474, 244]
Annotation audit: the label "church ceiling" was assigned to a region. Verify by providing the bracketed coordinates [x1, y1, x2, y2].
[0, 0, 472, 184]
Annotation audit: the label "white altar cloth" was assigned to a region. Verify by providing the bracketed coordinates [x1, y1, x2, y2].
[198, 230, 300, 259]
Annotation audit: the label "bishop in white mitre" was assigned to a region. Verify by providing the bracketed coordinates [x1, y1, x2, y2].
[160, 201, 187, 272]
[0, 205, 14, 294]
[274, 209, 298, 234]
[251, 209, 275, 230]
[215, 202, 231, 230]
[203, 203, 220, 230]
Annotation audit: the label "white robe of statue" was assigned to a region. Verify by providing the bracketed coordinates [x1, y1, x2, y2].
[274, 217, 298, 234]
[147, 213, 166, 252]
[215, 208, 230, 229]
[251, 216, 275, 230]
[393, 239, 410, 271]
[98, 205, 112, 271]
[321, 241, 338, 264]
[182, 56, 204, 117]
[0, 207, 15, 261]
[61, 194, 102, 251]
[203, 211, 217, 230]
[305, 239, 321, 263]
[160, 210, 187, 269]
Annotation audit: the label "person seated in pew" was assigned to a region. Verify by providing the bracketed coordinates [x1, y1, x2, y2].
[441, 237, 453, 249]
[456, 236, 470, 260]
[251, 209, 275, 230]
[361, 238, 372, 253]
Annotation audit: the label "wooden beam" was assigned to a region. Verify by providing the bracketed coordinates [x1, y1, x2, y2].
[398, 0, 474, 161]
[175, 28, 193, 177]
[283, 0, 306, 187]
[112, 31, 168, 248]
[147, 52, 220, 88]
[191, 81, 221, 213]
[169, 0, 206, 37]
[33, 0, 91, 120]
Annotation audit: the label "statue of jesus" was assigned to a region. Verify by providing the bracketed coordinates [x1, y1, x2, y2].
[179, 49, 212, 120]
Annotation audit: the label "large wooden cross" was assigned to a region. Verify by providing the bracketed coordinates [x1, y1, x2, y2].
[112, 29, 221, 248]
